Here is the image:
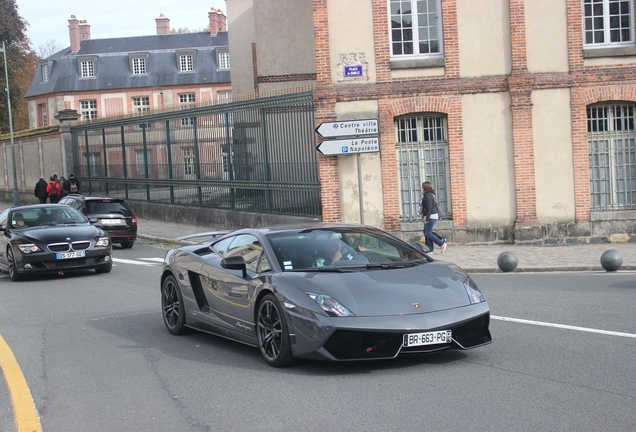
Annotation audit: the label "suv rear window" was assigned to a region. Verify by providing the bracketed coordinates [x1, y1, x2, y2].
[86, 201, 131, 214]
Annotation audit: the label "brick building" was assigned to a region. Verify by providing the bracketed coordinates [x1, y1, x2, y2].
[227, 0, 636, 244]
[24, 8, 231, 130]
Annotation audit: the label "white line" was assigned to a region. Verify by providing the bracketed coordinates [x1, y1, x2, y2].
[138, 257, 165, 262]
[491, 315, 636, 339]
[112, 258, 159, 266]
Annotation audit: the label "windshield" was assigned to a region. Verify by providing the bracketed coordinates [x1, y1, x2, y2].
[11, 206, 88, 228]
[266, 227, 427, 271]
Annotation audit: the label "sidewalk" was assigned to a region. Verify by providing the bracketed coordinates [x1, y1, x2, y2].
[134, 214, 636, 273]
[2, 201, 634, 273]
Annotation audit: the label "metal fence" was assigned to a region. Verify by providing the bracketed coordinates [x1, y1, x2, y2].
[70, 91, 321, 218]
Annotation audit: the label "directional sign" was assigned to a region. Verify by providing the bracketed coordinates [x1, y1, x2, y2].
[315, 136, 380, 156]
[315, 118, 378, 138]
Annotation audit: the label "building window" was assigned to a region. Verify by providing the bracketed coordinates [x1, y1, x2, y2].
[395, 114, 450, 222]
[133, 96, 150, 130]
[218, 52, 230, 69]
[588, 103, 636, 210]
[41, 65, 48, 82]
[179, 54, 193, 72]
[217, 91, 232, 103]
[389, 0, 443, 57]
[39, 104, 48, 127]
[584, 0, 634, 46]
[183, 147, 196, 178]
[180, 93, 196, 126]
[135, 149, 154, 175]
[132, 58, 147, 75]
[80, 100, 97, 121]
[80, 60, 95, 78]
[84, 152, 102, 176]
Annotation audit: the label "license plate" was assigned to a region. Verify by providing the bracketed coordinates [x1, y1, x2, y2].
[56, 251, 86, 260]
[403, 330, 452, 347]
[101, 219, 124, 225]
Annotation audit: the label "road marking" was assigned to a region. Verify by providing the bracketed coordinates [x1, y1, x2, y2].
[112, 258, 160, 266]
[138, 257, 165, 262]
[491, 315, 636, 339]
[0, 334, 42, 432]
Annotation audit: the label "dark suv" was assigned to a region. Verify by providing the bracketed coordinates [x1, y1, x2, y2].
[59, 194, 138, 248]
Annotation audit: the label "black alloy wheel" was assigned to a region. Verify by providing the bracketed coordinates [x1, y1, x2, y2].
[161, 275, 189, 335]
[7, 247, 23, 282]
[256, 294, 294, 367]
[121, 241, 134, 249]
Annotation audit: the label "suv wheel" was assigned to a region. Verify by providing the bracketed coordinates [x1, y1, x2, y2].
[121, 240, 134, 249]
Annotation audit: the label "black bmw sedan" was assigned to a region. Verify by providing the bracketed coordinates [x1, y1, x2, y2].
[0, 204, 113, 281]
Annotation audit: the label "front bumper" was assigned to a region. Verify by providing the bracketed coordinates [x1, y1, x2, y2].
[16, 249, 112, 274]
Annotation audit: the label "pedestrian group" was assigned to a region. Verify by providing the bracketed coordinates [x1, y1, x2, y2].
[34, 173, 80, 203]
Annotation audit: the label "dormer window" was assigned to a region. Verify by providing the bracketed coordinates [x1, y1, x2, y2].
[218, 51, 230, 70]
[41, 64, 49, 82]
[78, 56, 97, 78]
[177, 50, 196, 72]
[129, 53, 149, 76]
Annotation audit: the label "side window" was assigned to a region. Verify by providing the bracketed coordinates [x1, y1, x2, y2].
[212, 236, 234, 256]
[0, 209, 8, 227]
[225, 234, 264, 273]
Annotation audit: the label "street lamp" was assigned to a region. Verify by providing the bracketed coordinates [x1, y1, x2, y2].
[1, 40, 20, 206]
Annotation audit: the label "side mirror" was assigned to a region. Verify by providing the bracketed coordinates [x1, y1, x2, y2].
[221, 255, 247, 278]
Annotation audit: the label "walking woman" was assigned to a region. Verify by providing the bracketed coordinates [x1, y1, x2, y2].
[420, 181, 447, 254]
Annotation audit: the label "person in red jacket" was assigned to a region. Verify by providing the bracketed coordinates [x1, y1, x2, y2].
[46, 176, 62, 203]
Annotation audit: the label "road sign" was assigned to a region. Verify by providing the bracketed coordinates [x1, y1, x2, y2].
[315, 137, 380, 156]
[315, 118, 378, 138]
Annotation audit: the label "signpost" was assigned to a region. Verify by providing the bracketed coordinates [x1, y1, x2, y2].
[315, 137, 379, 156]
[315, 118, 380, 224]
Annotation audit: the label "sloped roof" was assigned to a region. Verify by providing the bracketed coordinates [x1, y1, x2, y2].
[26, 32, 230, 98]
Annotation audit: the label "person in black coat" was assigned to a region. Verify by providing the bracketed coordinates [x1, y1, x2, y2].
[68, 174, 80, 194]
[34, 177, 48, 203]
[419, 181, 447, 254]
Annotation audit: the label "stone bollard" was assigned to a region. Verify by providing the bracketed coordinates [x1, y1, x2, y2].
[600, 249, 622, 272]
[497, 251, 518, 273]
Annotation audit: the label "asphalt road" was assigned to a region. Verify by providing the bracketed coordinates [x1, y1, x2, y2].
[0, 241, 635, 431]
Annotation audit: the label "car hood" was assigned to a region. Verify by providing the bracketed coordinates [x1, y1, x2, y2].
[279, 261, 473, 316]
[17, 225, 103, 243]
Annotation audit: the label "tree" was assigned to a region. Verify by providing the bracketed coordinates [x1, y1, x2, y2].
[0, 0, 38, 133]
[37, 39, 64, 59]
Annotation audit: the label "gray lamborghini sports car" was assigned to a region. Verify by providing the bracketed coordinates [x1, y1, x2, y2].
[160, 224, 492, 367]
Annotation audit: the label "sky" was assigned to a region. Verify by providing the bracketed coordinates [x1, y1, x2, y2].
[16, 0, 228, 53]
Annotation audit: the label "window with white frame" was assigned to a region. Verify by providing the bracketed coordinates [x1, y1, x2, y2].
[183, 147, 196, 177]
[218, 52, 230, 69]
[180, 93, 196, 126]
[583, 0, 634, 46]
[389, 0, 443, 57]
[41, 64, 48, 82]
[179, 54, 194, 72]
[133, 96, 150, 130]
[84, 152, 102, 176]
[80, 60, 95, 77]
[395, 114, 450, 221]
[80, 100, 97, 121]
[132, 57, 147, 75]
[39, 103, 48, 127]
[135, 149, 154, 175]
[588, 103, 636, 210]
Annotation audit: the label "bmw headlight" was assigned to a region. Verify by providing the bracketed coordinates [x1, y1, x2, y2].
[17, 244, 42, 254]
[307, 293, 355, 317]
[463, 276, 485, 304]
[96, 237, 110, 247]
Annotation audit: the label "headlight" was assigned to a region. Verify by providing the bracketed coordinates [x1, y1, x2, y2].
[17, 244, 42, 254]
[96, 237, 110, 247]
[307, 293, 355, 317]
[463, 276, 485, 304]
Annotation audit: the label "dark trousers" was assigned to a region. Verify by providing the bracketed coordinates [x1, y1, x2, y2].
[38, 197, 47, 204]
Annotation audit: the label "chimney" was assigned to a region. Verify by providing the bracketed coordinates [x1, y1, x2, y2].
[155, 13, 170, 35]
[208, 8, 227, 36]
[79, 20, 91, 42]
[68, 15, 80, 53]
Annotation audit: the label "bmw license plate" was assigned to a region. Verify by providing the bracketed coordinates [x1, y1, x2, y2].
[56, 251, 85, 260]
[403, 330, 452, 347]
[101, 219, 123, 225]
